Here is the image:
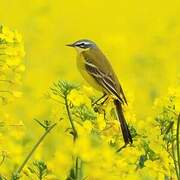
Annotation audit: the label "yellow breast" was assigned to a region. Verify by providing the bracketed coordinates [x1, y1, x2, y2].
[76, 53, 103, 92]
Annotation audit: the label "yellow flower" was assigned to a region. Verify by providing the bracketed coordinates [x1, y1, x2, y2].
[74, 136, 96, 162]
[144, 160, 167, 175]
[12, 91, 22, 98]
[97, 114, 106, 130]
[16, 64, 26, 72]
[6, 57, 21, 66]
[83, 120, 93, 133]
[48, 150, 73, 179]
[14, 30, 22, 42]
[121, 147, 141, 164]
[1, 25, 14, 43]
[68, 89, 90, 106]
[82, 85, 96, 97]
[0, 25, 25, 104]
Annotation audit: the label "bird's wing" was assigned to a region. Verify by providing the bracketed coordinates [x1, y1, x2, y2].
[84, 59, 125, 104]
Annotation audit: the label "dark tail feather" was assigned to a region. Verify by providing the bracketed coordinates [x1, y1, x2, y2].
[114, 99, 132, 144]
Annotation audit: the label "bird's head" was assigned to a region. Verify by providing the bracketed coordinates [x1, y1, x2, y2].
[66, 39, 96, 53]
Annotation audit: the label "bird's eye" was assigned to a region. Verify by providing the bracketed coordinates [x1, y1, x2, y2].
[78, 43, 88, 49]
[80, 43, 85, 47]
[75, 42, 90, 48]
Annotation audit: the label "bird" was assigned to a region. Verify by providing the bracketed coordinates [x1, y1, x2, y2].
[66, 39, 132, 145]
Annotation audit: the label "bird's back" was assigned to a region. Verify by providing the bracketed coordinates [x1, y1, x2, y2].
[82, 46, 127, 104]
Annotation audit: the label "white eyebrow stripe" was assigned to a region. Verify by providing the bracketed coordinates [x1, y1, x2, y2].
[76, 41, 91, 46]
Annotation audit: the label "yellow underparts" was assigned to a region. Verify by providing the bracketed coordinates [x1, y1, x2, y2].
[76, 53, 104, 92]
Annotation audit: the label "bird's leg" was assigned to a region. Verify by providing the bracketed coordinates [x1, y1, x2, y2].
[100, 96, 109, 106]
[92, 93, 107, 106]
[93, 95, 109, 115]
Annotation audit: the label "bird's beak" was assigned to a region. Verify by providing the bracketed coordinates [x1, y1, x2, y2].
[66, 43, 75, 47]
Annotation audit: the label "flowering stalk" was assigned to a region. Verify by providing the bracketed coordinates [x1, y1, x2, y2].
[14, 122, 57, 176]
[0, 151, 6, 166]
[0, 25, 25, 104]
[75, 156, 82, 180]
[64, 95, 81, 179]
[50, 81, 82, 179]
[177, 114, 180, 178]
[171, 122, 180, 180]
[50, 81, 79, 142]
[64, 95, 78, 142]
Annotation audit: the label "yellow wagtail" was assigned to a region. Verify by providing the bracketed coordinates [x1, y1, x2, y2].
[67, 39, 132, 145]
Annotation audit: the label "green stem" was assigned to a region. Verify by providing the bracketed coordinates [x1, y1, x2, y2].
[0, 152, 6, 166]
[39, 169, 43, 180]
[75, 157, 82, 180]
[0, 90, 13, 95]
[64, 94, 81, 179]
[177, 114, 180, 178]
[171, 126, 180, 180]
[15, 123, 57, 175]
[0, 79, 13, 84]
[64, 96, 78, 141]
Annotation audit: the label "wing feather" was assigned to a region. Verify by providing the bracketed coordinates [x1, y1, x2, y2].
[85, 61, 124, 104]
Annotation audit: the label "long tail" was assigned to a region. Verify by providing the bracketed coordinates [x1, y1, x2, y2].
[114, 99, 133, 144]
